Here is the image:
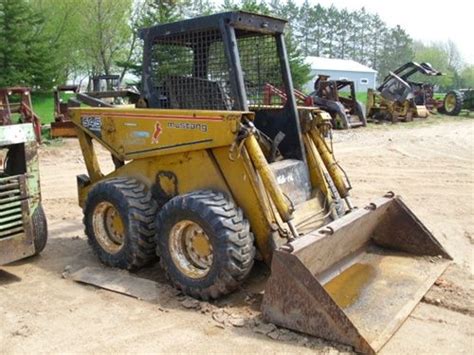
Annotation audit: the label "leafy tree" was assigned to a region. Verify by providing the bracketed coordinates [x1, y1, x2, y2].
[377, 26, 414, 81]
[460, 65, 474, 88]
[222, 0, 310, 89]
[0, 0, 56, 88]
[184, 0, 215, 17]
[2, 0, 468, 92]
[29, 0, 82, 85]
[77, 0, 132, 79]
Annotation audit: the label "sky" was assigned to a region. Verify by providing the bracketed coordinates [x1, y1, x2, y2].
[292, 0, 472, 64]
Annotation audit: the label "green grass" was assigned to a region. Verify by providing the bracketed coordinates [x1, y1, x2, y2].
[31, 92, 55, 124]
[338, 91, 368, 105]
[355, 92, 368, 105]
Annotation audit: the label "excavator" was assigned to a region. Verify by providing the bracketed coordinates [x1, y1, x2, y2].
[69, 12, 450, 354]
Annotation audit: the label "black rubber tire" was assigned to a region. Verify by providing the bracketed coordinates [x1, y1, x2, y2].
[32, 203, 48, 255]
[155, 190, 255, 300]
[355, 100, 367, 126]
[443, 90, 463, 116]
[83, 177, 157, 271]
[333, 113, 348, 129]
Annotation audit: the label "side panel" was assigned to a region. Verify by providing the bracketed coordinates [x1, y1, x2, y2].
[70, 108, 244, 161]
[78, 149, 231, 208]
[0, 124, 39, 265]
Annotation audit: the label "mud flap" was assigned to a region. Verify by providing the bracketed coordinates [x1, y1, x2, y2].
[262, 195, 451, 354]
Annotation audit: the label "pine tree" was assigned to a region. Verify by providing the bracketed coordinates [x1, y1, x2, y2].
[322, 5, 339, 58]
[310, 4, 326, 57]
[377, 25, 414, 80]
[296, 1, 314, 57]
[334, 9, 351, 59]
[0, 0, 56, 88]
[367, 14, 386, 71]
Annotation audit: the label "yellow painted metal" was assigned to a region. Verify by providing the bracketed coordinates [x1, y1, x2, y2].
[244, 134, 294, 223]
[76, 129, 104, 183]
[72, 107, 283, 262]
[445, 92, 456, 111]
[415, 105, 429, 118]
[309, 127, 349, 198]
[169, 219, 213, 279]
[211, 146, 280, 262]
[302, 134, 332, 201]
[71, 106, 348, 263]
[367, 89, 429, 121]
[70, 108, 242, 161]
[92, 201, 125, 254]
[366, 89, 375, 115]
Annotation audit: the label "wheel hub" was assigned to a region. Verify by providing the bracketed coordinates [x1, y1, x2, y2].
[169, 220, 213, 279]
[445, 94, 456, 112]
[92, 202, 125, 254]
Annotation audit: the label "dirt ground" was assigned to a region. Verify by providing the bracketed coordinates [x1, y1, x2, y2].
[1, 117, 473, 354]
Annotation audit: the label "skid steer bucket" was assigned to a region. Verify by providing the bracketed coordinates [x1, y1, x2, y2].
[262, 195, 451, 354]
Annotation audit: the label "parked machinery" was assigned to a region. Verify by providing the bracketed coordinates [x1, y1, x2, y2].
[74, 74, 140, 109]
[441, 89, 474, 116]
[0, 87, 42, 142]
[367, 62, 443, 122]
[0, 124, 48, 265]
[70, 12, 450, 354]
[311, 74, 366, 129]
[51, 76, 141, 138]
[51, 85, 80, 138]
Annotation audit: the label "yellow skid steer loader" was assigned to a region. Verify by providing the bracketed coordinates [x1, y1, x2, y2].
[70, 12, 450, 354]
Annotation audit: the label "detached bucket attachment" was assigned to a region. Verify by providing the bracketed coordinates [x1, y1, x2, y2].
[262, 195, 451, 354]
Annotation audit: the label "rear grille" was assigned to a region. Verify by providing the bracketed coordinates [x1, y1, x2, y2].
[0, 175, 25, 239]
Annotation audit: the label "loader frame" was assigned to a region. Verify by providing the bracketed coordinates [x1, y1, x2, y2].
[71, 12, 451, 354]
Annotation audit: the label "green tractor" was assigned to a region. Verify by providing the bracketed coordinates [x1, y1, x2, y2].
[442, 89, 474, 116]
[0, 123, 47, 265]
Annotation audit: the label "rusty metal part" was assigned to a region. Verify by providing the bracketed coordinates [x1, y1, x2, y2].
[367, 62, 443, 123]
[92, 201, 125, 254]
[51, 85, 80, 138]
[262, 195, 451, 354]
[169, 219, 214, 279]
[0, 124, 44, 265]
[50, 121, 78, 138]
[0, 175, 35, 264]
[0, 87, 42, 143]
[311, 76, 367, 129]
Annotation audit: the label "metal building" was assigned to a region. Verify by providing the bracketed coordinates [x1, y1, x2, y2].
[304, 56, 377, 93]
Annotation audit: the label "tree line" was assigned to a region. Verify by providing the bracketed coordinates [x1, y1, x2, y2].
[0, 0, 472, 92]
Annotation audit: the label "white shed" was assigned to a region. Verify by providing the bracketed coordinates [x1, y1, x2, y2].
[304, 56, 377, 93]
